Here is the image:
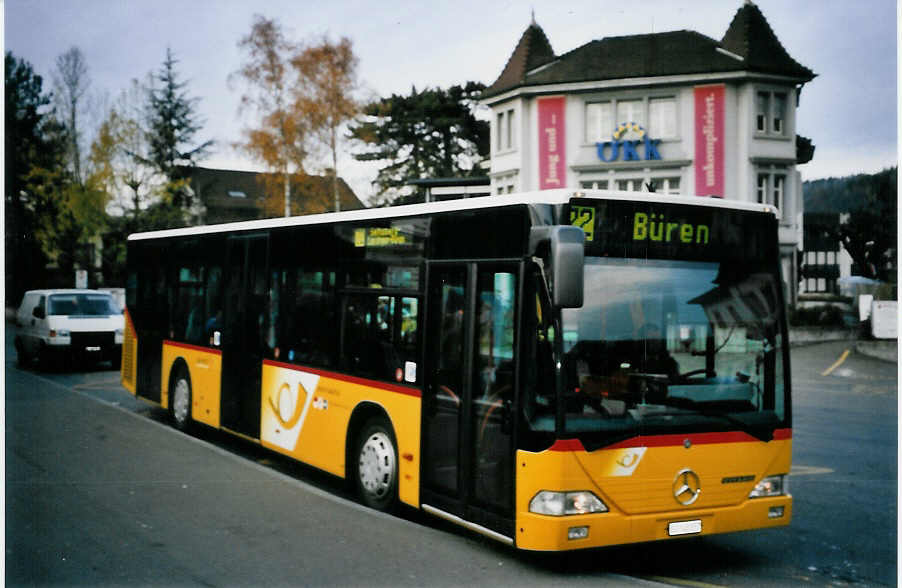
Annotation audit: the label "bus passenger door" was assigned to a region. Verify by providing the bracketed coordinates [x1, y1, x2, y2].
[220, 235, 268, 438]
[422, 263, 517, 539]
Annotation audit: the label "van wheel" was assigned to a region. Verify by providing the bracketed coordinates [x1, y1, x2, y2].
[37, 344, 56, 371]
[171, 368, 192, 432]
[14, 339, 30, 368]
[354, 417, 398, 511]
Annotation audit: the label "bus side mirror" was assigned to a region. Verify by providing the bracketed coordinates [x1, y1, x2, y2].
[530, 226, 585, 308]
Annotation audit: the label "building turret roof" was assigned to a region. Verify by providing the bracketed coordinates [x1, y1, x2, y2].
[482, 2, 815, 99]
[721, 1, 815, 80]
[484, 21, 556, 97]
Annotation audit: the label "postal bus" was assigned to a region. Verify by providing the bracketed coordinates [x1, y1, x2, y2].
[121, 189, 791, 550]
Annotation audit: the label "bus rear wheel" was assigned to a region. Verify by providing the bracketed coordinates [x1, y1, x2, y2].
[354, 418, 398, 511]
[171, 368, 192, 432]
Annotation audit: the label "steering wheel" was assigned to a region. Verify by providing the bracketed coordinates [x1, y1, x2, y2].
[678, 368, 709, 380]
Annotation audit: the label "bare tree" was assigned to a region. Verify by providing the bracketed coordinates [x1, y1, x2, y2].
[53, 46, 90, 185]
[91, 77, 162, 221]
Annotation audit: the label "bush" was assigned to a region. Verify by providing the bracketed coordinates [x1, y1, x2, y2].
[789, 305, 846, 327]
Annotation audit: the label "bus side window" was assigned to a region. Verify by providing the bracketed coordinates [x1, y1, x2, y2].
[272, 268, 337, 367]
[340, 293, 417, 384]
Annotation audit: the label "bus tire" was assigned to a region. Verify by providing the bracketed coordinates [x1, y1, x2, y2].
[354, 417, 398, 511]
[170, 366, 192, 433]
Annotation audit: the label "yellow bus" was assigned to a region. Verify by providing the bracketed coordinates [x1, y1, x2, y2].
[121, 189, 792, 550]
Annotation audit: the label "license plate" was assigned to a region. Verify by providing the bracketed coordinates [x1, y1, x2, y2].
[85, 346, 101, 352]
[668, 520, 702, 536]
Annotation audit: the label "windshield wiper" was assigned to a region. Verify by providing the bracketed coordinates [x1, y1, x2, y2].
[695, 409, 774, 442]
[658, 398, 775, 442]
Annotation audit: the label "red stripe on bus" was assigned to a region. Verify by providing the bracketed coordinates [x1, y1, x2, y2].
[262, 359, 422, 398]
[549, 439, 586, 451]
[549, 428, 792, 453]
[163, 340, 223, 356]
[605, 428, 793, 449]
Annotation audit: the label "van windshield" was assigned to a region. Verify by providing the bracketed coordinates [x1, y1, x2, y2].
[48, 294, 119, 316]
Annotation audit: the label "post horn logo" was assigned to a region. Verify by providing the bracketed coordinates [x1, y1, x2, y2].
[673, 468, 701, 506]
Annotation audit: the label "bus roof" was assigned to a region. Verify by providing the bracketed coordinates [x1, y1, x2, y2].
[127, 189, 778, 241]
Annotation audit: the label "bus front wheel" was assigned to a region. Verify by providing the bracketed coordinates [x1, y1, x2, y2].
[354, 418, 398, 511]
[170, 368, 192, 432]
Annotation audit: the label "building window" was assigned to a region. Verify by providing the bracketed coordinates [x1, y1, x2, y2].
[756, 91, 788, 136]
[653, 177, 681, 195]
[773, 175, 785, 211]
[616, 100, 644, 128]
[496, 108, 516, 152]
[757, 174, 768, 203]
[757, 172, 786, 220]
[585, 102, 614, 143]
[494, 173, 517, 194]
[580, 180, 610, 190]
[613, 177, 681, 194]
[648, 97, 677, 139]
[585, 96, 676, 143]
[609, 174, 681, 194]
[616, 179, 642, 192]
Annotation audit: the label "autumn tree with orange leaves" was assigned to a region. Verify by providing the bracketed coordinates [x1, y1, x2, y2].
[293, 35, 359, 213]
[232, 15, 360, 216]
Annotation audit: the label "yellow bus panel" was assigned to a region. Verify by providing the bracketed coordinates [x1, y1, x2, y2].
[260, 360, 422, 508]
[515, 432, 792, 551]
[161, 341, 222, 428]
[120, 309, 138, 395]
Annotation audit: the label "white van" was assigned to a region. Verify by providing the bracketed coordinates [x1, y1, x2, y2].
[14, 289, 125, 370]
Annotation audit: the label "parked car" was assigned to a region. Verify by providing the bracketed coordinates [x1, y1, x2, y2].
[14, 289, 124, 370]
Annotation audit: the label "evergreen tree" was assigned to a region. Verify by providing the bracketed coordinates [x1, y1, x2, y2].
[831, 168, 897, 282]
[5, 51, 66, 299]
[803, 167, 897, 282]
[145, 48, 212, 210]
[348, 82, 488, 205]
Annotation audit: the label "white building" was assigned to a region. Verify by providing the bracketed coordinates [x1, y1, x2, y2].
[480, 1, 815, 303]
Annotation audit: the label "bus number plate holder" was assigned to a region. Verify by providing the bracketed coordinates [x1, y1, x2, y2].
[668, 520, 702, 536]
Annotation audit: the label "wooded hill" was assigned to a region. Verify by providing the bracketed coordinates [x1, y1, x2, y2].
[803, 167, 897, 214]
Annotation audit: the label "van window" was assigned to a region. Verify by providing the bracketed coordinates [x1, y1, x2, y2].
[48, 294, 118, 317]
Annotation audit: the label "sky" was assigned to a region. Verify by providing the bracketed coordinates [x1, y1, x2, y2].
[4, 0, 898, 205]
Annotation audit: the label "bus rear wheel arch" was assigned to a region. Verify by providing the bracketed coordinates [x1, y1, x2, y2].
[352, 414, 398, 512]
[169, 361, 192, 432]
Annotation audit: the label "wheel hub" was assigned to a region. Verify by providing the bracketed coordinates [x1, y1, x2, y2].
[173, 379, 189, 424]
[359, 432, 395, 497]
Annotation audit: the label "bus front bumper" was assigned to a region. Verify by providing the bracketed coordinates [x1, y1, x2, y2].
[515, 495, 791, 551]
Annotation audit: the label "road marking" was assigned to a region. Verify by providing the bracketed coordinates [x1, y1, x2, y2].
[791, 465, 834, 476]
[645, 576, 725, 588]
[821, 349, 850, 376]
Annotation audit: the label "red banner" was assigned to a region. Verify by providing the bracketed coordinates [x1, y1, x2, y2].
[538, 96, 566, 190]
[694, 85, 725, 197]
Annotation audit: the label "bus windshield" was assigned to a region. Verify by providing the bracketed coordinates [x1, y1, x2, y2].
[557, 257, 787, 446]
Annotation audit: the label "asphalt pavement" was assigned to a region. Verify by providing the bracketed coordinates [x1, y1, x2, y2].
[5, 325, 898, 586]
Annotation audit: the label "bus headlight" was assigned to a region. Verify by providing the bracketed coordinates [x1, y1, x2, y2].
[529, 491, 608, 516]
[748, 475, 787, 498]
